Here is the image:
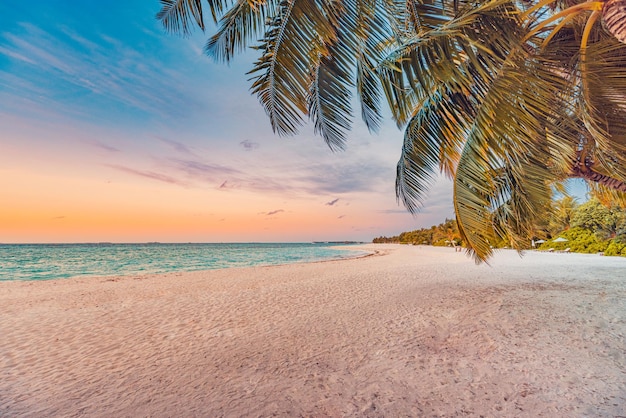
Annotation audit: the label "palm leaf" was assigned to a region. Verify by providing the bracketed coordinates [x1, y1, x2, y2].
[157, 0, 208, 34]
[378, 0, 522, 126]
[407, 0, 455, 32]
[352, 0, 392, 132]
[583, 36, 626, 158]
[588, 181, 626, 206]
[248, 0, 338, 136]
[206, 0, 278, 62]
[308, 47, 354, 151]
[396, 88, 471, 213]
[451, 47, 572, 260]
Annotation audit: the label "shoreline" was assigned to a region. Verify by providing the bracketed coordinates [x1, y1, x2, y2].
[0, 242, 372, 283]
[1, 244, 624, 416]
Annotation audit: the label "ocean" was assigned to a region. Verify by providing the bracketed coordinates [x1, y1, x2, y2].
[0, 242, 369, 281]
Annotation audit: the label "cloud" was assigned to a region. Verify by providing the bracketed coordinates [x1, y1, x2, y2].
[160, 154, 391, 198]
[377, 209, 410, 215]
[88, 140, 120, 153]
[240, 140, 260, 151]
[296, 160, 390, 195]
[59, 25, 100, 51]
[338, 215, 345, 219]
[265, 209, 284, 216]
[155, 136, 194, 155]
[1, 22, 203, 123]
[0, 45, 36, 65]
[160, 157, 292, 194]
[106, 164, 187, 186]
[167, 158, 242, 183]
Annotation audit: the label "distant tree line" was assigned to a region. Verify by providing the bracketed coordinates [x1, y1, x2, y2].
[374, 198, 626, 256]
[373, 218, 461, 247]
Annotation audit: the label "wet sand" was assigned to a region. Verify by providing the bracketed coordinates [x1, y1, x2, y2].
[1, 244, 625, 417]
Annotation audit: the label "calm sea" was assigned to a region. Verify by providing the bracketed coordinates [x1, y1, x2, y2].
[0, 243, 369, 281]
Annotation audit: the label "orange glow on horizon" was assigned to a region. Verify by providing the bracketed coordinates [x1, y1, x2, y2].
[1, 165, 398, 243]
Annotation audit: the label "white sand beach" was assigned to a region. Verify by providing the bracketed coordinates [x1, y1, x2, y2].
[1, 244, 625, 417]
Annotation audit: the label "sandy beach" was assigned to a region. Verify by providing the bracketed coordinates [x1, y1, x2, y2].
[1, 244, 625, 417]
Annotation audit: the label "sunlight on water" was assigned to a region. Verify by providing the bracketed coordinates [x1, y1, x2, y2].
[0, 243, 368, 281]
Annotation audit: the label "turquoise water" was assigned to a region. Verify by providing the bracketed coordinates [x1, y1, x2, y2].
[0, 243, 368, 281]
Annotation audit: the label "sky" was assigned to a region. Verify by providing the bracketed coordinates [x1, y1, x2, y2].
[0, 1, 583, 243]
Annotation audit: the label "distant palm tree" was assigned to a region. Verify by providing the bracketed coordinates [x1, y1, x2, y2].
[548, 196, 579, 236]
[157, 0, 626, 260]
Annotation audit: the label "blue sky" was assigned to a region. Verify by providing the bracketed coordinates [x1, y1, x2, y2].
[0, 1, 585, 243]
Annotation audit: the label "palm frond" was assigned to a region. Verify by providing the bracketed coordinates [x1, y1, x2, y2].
[406, 0, 458, 32]
[587, 181, 626, 206]
[583, 36, 626, 158]
[308, 50, 354, 151]
[378, 30, 472, 126]
[352, 0, 392, 132]
[379, 0, 413, 38]
[451, 46, 572, 261]
[378, 0, 522, 126]
[356, 51, 384, 132]
[396, 88, 471, 213]
[541, 20, 626, 181]
[157, 0, 208, 34]
[206, 0, 278, 62]
[248, 0, 338, 136]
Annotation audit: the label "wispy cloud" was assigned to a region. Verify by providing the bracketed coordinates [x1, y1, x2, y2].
[265, 209, 284, 216]
[1, 22, 203, 123]
[377, 208, 407, 214]
[105, 152, 393, 199]
[59, 25, 101, 51]
[167, 158, 242, 184]
[296, 160, 390, 195]
[106, 164, 187, 186]
[0, 45, 36, 65]
[240, 140, 260, 151]
[155, 136, 195, 155]
[87, 140, 120, 153]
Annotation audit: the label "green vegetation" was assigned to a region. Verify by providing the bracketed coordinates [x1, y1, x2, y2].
[158, 0, 626, 261]
[536, 198, 626, 255]
[373, 219, 461, 246]
[376, 198, 626, 257]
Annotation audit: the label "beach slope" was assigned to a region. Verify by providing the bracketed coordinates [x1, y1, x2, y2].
[1, 245, 625, 416]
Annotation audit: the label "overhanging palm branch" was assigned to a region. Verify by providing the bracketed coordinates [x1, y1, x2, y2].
[205, 0, 278, 61]
[159, 0, 397, 147]
[384, 0, 569, 259]
[309, 44, 354, 150]
[157, 0, 626, 261]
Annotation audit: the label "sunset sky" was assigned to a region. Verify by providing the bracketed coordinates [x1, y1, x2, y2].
[0, 2, 583, 243]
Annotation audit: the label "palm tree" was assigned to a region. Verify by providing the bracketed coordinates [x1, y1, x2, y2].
[548, 196, 579, 236]
[156, 0, 626, 260]
[386, 0, 626, 259]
